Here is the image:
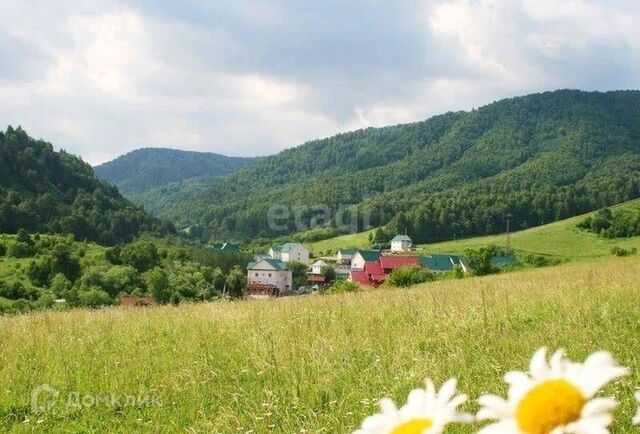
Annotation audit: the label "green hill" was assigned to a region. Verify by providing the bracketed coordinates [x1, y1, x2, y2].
[310, 198, 640, 260]
[0, 126, 172, 244]
[162, 90, 640, 243]
[94, 148, 258, 215]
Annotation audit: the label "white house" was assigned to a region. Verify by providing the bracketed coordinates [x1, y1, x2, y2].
[350, 250, 382, 270]
[246, 258, 293, 297]
[310, 260, 328, 275]
[270, 242, 309, 264]
[337, 248, 357, 265]
[390, 235, 413, 252]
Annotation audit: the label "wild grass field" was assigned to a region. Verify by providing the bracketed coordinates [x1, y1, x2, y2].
[310, 198, 640, 260]
[1, 256, 640, 433]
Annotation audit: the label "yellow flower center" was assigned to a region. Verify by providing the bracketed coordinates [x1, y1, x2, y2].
[516, 379, 586, 434]
[390, 418, 433, 434]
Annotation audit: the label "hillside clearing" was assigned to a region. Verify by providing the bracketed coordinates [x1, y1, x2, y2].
[310, 198, 640, 260]
[1, 256, 640, 432]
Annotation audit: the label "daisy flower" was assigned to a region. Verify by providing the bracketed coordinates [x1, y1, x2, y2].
[632, 391, 640, 425]
[477, 347, 628, 434]
[353, 378, 471, 434]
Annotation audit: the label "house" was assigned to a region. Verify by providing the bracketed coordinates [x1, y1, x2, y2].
[120, 296, 157, 307]
[491, 255, 518, 267]
[310, 260, 329, 275]
[379, 255, 421, 272]
[390, 235, 413, 252]
[269, 242, 310, 264]
[219, 242, 240, 252]
[350, 250, 382, 270]
[421, 255, 468, 274]
[246, 258, 293, 297]
[349, 260, 387, 286]
[337, 248, 357, 265]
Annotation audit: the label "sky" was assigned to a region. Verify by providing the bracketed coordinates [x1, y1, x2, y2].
[1, 1, 639, 165]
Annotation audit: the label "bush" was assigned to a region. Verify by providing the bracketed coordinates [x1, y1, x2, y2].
[610, 246, 637, 257]
[78, 288, 112, 308]
[119, 240, 159, 272]
[7, 241, 35, 258]
[385, 265, 435, 288]
[0, 242, 6, 256]
[522, 254, 562, 268]
[0, 281, 39, 301]
[464, 245, 499, 276]
[327, 280, 361, 294]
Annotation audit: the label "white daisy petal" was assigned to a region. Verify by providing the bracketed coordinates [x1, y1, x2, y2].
[353, 378, 470, 433]
[476, 348, 627, 434]
[529, 347, 549, 378]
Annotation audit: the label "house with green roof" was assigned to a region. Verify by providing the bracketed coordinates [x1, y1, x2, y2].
[350, 249, 382, 270]
[219, 242, 240, 252]
[390, 234, 413, 252]
[246, 258, 293, 297]
[490, 255, 518, 268]
[269, 242, 310, 264]
[337, 248, 357, 265]
[421, 255, 469, 274]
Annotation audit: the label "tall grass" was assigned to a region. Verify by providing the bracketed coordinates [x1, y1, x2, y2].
[1, 256, 639, 432]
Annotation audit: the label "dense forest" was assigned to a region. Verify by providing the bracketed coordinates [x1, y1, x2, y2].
[0, 232, 252, 313]
[158, 90, 640, 243]
[94, 148, 259, 215]
[0, 127, 173, 245]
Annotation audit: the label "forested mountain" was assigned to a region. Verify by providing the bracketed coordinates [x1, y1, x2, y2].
[0, 127, 173, 245]
[162, 90, 640, 243]
[94, 148, 258, 196]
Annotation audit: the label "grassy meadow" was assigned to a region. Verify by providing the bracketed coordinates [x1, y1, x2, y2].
[2, 256, 640, 432]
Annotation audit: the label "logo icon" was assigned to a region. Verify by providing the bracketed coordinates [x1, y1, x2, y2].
[31, 384, 59, 414]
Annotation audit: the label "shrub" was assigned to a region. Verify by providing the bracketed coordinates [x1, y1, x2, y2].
[0, 281, 39, 301]
[327, 280, 360, 294]
[522, 254, 562, 268]
[610, 246, 637, 257]
[385, 265, 435, 288]
[464, 245, 499, 276]
[0, 242, 6, 256]
[7, 241, 35, 258]
[321, 265, 337, 283]
[78, 288, 112, 308]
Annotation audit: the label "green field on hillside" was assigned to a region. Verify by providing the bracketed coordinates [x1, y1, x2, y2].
[421, 198, 640, 259]
[311, 199, 640, 260]
[310, 229, 374, 253]
[1, 256, 640, 432]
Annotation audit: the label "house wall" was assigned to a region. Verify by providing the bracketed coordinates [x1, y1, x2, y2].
[282, 245, 309, 264]
[350, 253, 366, 270]
[247, 269, 292, 292]
[268, 248, 282, 260]
[337, 252, 354, 264]
[391, 240, 411, 252]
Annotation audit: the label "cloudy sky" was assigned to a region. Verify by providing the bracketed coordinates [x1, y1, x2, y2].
[1, 0, 639, 164]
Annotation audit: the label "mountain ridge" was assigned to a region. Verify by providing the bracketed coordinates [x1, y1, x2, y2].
[158, 89, 640, 244]
[93, 147, 259, 196]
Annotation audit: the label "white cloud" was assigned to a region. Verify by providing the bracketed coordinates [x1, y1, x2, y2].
[0, 1, 639, 164]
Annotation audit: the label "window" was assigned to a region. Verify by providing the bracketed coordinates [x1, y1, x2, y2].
[268, 273, 272, 277]
[255, 272, 258, 277]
